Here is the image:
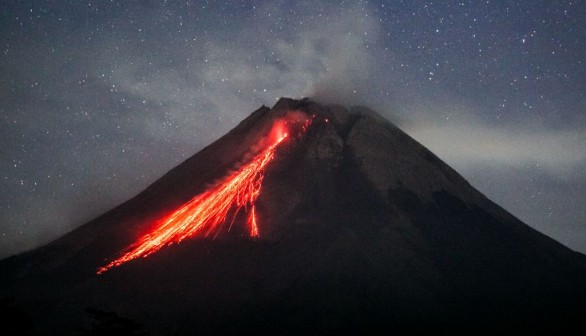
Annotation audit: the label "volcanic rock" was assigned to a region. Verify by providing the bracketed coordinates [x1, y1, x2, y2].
[1, 98, 585, 335]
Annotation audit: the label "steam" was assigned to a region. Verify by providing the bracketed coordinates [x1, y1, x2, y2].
[303, 6, 380, 106]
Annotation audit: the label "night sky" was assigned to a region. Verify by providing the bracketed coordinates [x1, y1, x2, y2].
[1, 1, 584, 259]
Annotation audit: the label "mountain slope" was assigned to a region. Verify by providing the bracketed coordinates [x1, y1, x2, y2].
[1, 98, 585, 335]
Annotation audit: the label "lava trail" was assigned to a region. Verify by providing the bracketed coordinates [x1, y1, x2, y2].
[98, 128, 290, 274]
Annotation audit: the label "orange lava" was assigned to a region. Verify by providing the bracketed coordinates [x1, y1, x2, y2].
[97, 131, 288, 274]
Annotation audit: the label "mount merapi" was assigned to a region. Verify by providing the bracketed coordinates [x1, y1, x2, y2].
[1, 98, 585, 335]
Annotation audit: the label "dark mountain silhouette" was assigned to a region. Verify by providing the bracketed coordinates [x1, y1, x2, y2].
[1, 98, 585, 335]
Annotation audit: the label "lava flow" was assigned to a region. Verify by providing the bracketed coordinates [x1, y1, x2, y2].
[97, 118, 303, 274]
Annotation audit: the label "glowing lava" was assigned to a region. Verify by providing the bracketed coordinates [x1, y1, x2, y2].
[97, 128, 290, 274]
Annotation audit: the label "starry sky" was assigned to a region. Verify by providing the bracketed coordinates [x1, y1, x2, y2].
[1, 0, 584, 259]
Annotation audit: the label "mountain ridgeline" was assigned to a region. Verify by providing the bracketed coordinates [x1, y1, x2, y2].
[1, 98, 585, 335]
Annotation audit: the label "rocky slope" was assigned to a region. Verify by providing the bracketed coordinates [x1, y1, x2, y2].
[1, 98, 585, 335]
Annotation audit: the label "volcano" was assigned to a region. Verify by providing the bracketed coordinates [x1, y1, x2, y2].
[1, 98, 585, 335]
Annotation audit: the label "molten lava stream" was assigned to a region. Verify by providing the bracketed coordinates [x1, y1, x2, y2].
[97, 132, 287, 274]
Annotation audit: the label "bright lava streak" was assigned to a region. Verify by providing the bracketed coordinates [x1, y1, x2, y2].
[97, 132, 288, 274]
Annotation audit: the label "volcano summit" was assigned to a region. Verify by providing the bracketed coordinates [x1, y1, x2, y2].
[1, 98, 585, 335]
